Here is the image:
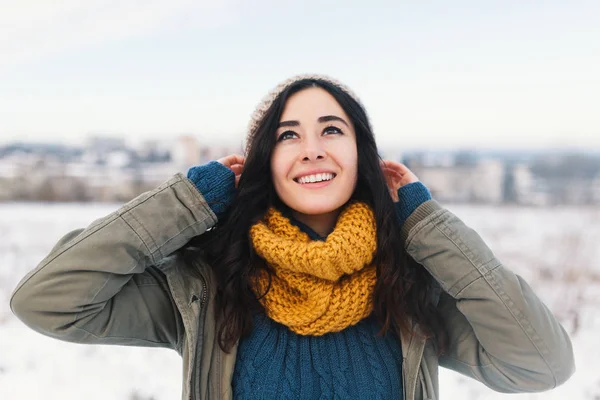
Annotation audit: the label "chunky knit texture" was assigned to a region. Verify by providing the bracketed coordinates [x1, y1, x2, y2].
[396, 181, 432, 227]
[186, 161, 235, 219]
[249, 201, 377, 335]
[232, 312, 403, 400]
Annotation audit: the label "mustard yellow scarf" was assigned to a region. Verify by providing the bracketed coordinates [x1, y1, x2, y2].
[249, 201, 377, 336]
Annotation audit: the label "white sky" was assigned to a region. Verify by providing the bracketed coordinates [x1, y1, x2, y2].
[0, 0, 599, 150]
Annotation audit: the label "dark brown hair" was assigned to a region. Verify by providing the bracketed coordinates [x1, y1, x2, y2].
[181, 78, 447, 353]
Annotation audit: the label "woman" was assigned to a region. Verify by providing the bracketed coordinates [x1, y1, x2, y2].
[10, 74, 575, 399]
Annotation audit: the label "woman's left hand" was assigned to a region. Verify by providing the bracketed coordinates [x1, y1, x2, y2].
[380, 160, 420, 202]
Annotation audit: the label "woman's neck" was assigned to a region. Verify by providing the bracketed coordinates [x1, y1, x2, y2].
[291, 209, 341, 238]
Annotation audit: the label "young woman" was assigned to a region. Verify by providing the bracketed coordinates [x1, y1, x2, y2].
[10, 75, 575, 399]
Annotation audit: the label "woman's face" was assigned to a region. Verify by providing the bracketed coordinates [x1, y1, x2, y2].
[270, 87, 358, 219]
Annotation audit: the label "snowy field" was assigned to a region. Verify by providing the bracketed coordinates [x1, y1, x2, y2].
[1, 202, 599, 400]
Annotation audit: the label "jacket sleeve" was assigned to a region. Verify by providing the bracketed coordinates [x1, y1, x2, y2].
[10, 173, 218, 351]
[401, 200, 575, 393]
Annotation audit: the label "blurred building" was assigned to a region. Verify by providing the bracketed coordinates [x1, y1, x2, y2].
[410, 155, 505, 204]
[86, 136, 126, 153]
[512, 163, 549, 206]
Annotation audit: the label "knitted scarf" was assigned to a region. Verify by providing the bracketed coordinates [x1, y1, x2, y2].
[249, 201, 377, 336]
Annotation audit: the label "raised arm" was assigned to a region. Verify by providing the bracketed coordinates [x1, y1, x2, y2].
[383, 159, 575, 392]
[10, 161, 237, 351]
[401, 201, 575, 392]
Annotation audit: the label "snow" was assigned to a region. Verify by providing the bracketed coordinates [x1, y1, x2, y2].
[1, 203, 599, 399]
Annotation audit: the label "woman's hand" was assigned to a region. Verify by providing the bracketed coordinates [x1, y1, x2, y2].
[380, 160, 419, 202]
[217, 154, 245, 188]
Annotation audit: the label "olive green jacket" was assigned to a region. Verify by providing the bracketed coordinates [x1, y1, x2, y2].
[10, 173, 575, 399]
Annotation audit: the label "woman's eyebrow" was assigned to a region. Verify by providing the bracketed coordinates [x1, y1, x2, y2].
[277, 115, 349, 128]
[318, 115, 349, 127]
[278, 120, 300, 128]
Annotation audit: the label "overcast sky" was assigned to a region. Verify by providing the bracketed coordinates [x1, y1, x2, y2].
[0, 0, 598, 150]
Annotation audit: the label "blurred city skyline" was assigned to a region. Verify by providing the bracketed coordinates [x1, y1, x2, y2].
[1, 0, 599, 150]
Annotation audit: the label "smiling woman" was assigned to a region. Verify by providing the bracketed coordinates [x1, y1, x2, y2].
[10, 74, 575, 400]
[270, 87, 359, 235]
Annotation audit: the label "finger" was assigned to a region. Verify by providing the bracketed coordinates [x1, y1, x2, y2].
[230, 164, 244, 175]
[380, 162, 402, 177]
[381, 165, 402, 175]
[229, 154, 245, 165]
[388, 187, 399, 202]
[218, 154, 245, 167]
[381, 160, 405, 171]
[394, 162, 413, 174]
[385, 162, 418, 182]
[382, 159, 411, 171]
[381, 166, 403, 180]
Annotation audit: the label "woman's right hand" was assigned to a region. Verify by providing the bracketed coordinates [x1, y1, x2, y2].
[217, 154, 245, 188]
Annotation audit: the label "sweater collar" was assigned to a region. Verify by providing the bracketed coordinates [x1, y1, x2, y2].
[280, 208, 326, 241]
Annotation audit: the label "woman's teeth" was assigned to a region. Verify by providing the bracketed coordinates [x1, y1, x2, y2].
[297, 173, 335, 184]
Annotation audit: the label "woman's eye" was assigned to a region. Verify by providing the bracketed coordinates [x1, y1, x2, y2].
[324, 126, 343, 135]
[277, 131, 297, 141]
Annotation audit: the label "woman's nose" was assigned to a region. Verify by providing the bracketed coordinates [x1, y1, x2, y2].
[301, 137, 326, 161]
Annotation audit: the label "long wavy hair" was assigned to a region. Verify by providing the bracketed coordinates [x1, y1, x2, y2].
[182, 78, 447, 353]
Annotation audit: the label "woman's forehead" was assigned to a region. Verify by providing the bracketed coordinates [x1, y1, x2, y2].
[280, 87, 349, 122]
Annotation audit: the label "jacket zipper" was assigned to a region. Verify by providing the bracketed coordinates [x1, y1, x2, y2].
[402, 359, 407, 400]
[409, 337, 427, 400]
[189, 273, 208, 400]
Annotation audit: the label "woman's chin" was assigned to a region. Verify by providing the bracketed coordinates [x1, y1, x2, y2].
[286, 200, 347, 217]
